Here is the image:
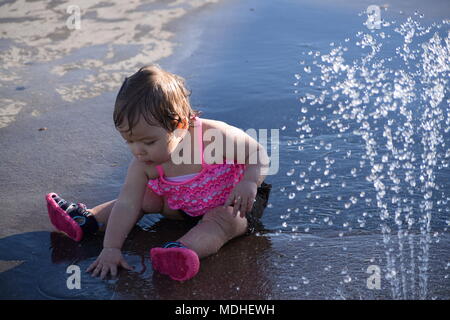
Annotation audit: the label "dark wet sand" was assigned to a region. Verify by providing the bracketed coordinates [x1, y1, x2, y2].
[1, 0, 449, 299]
[1, 227, 448, 299]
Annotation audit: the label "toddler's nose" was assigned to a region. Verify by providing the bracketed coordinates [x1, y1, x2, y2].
[134, 147, 146, 157]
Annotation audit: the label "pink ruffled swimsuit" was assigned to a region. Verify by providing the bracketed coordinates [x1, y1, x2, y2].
[147, 116, 246, 217]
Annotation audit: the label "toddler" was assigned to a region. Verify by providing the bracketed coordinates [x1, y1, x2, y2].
[46, 64, 272, 281]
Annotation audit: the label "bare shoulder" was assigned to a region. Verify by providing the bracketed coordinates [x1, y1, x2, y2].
[201, 118, 246, 138]
[200, 118, 231, 133]
[124, 158, 157, 181]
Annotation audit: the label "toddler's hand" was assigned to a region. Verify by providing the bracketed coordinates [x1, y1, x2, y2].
[86, 247, 133, 279]
[224, 180, 258, 218]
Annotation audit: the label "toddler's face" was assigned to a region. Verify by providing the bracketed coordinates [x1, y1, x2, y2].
[116, 116, 183, 165]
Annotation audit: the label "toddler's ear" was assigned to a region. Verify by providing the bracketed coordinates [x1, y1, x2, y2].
[176, 118, 189, 129]
[172, 120, 188, 139]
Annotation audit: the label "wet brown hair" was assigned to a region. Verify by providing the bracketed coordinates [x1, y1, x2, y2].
[113, 64, 202, 135]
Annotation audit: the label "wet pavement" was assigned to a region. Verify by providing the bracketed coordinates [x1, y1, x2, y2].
[1, 0, 449, 299]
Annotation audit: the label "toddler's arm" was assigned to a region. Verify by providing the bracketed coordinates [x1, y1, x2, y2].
[103, 158, 149, 249]
[210, 120, 270, 216]
[87, 158, 150, 278]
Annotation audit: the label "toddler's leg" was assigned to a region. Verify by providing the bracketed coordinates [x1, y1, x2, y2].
[87, 199, 116, 232]
[150, 206, 247, 281]
[46, 187, 163, 241]
[88, 187, 167, 229]
[177, 206, 248, 258]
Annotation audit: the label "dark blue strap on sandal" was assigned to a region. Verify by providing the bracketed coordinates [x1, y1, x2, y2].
[163, 241, 187, 249]
[53, 194, 99, 234]
[51, 193, 101, 236]
[66, 205, 99, 234]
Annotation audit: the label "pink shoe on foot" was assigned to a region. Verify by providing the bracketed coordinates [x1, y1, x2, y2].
[46, 192, 98, 242]
[150, 242, 200, 281]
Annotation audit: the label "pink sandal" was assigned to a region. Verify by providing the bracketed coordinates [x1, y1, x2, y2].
[150, 242, 200, 281]
[46, 192, 98, 242]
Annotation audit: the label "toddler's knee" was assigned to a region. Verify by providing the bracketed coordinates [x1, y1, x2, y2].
[202, 206, 248, 240]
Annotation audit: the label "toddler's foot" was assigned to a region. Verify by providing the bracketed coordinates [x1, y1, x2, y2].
[150, 242, 200, 281]
[46, 192, 99, 242]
